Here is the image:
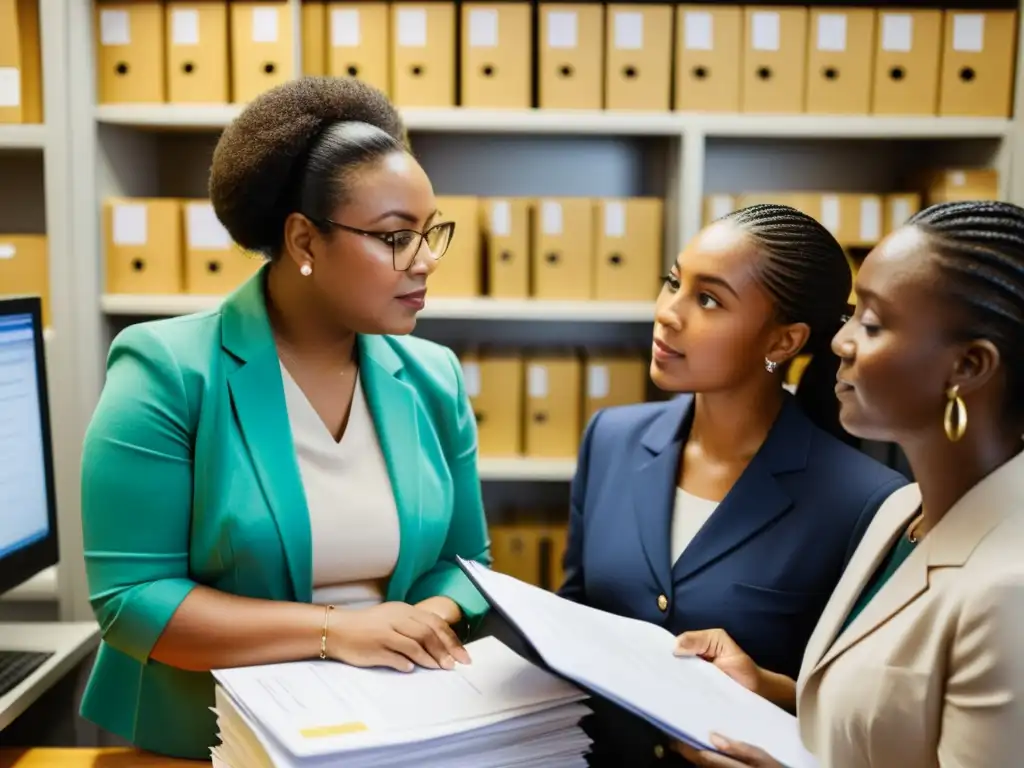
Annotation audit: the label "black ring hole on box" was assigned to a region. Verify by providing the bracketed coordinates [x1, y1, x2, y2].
[559, 64, 573, 77]
[545, 252, 560, 264]
[263, 62, 276, 75]
[482, 65, 495, 77]
[959, 66, 976, 82]
[474, 410, 486, 424]
[115, 62, 129, 75]
[623, 65, 638, 79]
[533, 412, 548, 424]
[130, 258, 145, 272]
[609, 253, 624, 266]
[824, 66, 838, 80]
[693, 66, 708, 79]
[347, 65, 359, 77]
[757, 66, 772, 80]
[206, 261, 221, 274]
[500, 250, 514, 262]
[889, 65, 905, 81]
[411, 65, 424, 76]
[183, 62, 195, 74]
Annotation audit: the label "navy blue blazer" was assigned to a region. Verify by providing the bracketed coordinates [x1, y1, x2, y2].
[558, 393, 908, 766]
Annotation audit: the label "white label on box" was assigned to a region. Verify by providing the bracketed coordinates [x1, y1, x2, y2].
[113, 203, 148, 246]
[821, 195, 840, 234]
[528, 364, 549, 398]
[684, 11, 713, 51]
[613, 11, 644, 50]
[952, 14, 985, 53]
[881, 14, 913, 52]
[397, 8, 428, 47]
[461, 362, 481, 398]
[490, 200, 511, 237]
[949, 171, 967, 186]
[547, 11, 577, 49]
[817, 13, 847, 52]
[587, 365, 610, 399]
[711, 195, 734, 220]
[604, 202, 626, 238]
[0, 244, 15, 260]
[469, 8, 499, 48]
[541, 201, 563, 236]
[252, 7, 279, 43]
[751, 12, 780, 52]
[100, 9, 131, 46]
[0, 68, 20, 108]
[331, 9, 361, 47]
[891, 198, 912, 228]
[859, 197, 881, 242]
[187, 202, 232, 250]
[172, 9, 200, 45]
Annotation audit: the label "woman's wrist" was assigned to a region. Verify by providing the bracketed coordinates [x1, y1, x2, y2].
[755, 667, 797, 709]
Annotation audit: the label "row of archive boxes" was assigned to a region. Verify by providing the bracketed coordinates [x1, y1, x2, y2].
[461, 349, 649, 459]
[0, 234, 49, 325]
[0, 0, 43, 124]
[103, 198, 263, 295]
[436, 196, 664, 302]
[93, 1, 1018, 117]
[705, 169, 1000, 248]
[490, 520, 568, 592]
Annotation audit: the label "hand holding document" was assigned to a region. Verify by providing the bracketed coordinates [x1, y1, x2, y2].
[457, 557, 820, 768]
[210, 635, 592, 767]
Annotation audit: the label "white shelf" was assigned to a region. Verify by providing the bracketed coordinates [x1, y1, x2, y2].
[0, 124, 48, 149]
[101, 293, 657, 322]
[93, 104, 1013, 140]
[478, 458, 576, 481]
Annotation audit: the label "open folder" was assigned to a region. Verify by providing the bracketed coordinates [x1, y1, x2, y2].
[457, 557, 819, 768]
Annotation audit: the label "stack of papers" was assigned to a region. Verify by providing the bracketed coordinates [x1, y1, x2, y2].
[457, 557, 820, 768]
[209, 636, 592, 767]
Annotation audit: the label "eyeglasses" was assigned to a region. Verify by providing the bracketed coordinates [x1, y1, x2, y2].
[311, 217, 456, 271]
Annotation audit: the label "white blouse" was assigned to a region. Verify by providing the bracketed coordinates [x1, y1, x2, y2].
[280, 363, 401, 608]
[670, 488, 721, 565]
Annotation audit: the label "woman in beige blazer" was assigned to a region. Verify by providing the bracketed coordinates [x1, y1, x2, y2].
[673, 199, 1024, 768]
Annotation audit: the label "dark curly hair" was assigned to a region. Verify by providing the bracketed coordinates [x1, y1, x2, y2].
[908, 200, 1024, 422]
[722, 204, 854, 443]
[209, 76, 408, 259]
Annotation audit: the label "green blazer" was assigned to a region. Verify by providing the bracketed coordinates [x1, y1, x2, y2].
[78, 268, 492, 760]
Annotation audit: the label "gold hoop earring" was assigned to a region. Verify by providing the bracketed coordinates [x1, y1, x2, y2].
[944, 384, 967, 442]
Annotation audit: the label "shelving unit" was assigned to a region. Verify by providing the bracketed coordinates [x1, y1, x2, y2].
[36, 0, 1024, 619]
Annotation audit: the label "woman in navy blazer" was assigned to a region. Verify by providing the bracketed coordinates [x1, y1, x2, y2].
[558, 204, 908, 766]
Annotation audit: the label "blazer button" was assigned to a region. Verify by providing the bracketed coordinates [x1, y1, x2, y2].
[657, 594, 668, 611]
[654, 743, 666, 759]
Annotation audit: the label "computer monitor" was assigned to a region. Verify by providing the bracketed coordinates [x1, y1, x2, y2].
[0, 296, 58, 596]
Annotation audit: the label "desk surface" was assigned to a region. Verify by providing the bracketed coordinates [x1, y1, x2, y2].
[0, 748, 204, 767]
[0, 622, 101, 732]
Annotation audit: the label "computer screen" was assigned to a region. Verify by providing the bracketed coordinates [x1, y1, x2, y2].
[0, 296, 58, 596]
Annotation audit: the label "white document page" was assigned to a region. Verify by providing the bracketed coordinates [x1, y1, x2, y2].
[213, 636, 586, 759]
[458, 558, 820, 768]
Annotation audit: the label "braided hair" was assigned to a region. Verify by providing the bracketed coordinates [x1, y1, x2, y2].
[908, 200, 1024, 422]
[722, 203, 853, 442]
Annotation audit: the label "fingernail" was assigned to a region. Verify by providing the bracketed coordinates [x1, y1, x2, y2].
[441, 655, 454, 670]
[710, 734, 730, 749]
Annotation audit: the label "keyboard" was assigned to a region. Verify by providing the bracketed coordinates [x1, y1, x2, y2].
[0, 650, 53, 698]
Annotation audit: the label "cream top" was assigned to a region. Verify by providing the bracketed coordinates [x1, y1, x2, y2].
[670, 488, 721, 565]
[280, 363, 401, 608]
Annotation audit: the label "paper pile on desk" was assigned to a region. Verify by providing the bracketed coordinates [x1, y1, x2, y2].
[209, 636, 592, 767]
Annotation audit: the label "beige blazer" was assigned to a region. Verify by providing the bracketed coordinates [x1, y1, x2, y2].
[795, 449, 1024, 768]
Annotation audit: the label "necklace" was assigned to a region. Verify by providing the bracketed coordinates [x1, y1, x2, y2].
[276, 342, 356, 378]
[906, 509, 926, 544]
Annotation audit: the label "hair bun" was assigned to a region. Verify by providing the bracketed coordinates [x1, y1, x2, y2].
[209, 77, 406, 256]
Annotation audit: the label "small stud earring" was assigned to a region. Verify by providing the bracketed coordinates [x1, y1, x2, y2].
[765, 358, 778, 374]
[299, 263, 312, 277]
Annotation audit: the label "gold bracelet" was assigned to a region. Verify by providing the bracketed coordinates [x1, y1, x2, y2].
[319, 604, 335, 660]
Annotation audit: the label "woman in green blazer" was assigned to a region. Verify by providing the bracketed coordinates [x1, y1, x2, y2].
[79, 78, 492, 760]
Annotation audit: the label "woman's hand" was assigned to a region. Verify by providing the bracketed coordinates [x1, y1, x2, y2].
[415, 595, 463, 625]
[674, 628, 762, 693]
[672, 735, 785, 767]
[328, 602, 472, 672]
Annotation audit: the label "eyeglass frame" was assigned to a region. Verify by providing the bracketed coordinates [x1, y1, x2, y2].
[306, 216, 456, 272]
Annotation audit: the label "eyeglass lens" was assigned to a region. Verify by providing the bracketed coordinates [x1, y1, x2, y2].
[394, 224, 452, 269]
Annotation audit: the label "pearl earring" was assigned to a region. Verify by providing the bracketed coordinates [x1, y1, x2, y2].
[765, 358, 778, 374]
[299, 263, 312, 277]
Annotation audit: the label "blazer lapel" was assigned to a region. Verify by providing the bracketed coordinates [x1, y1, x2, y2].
[222, 268, 312, 602]
[671, 396, 807, 584]
[357, 335, 423, 602]
[632, 396, 691, 598]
